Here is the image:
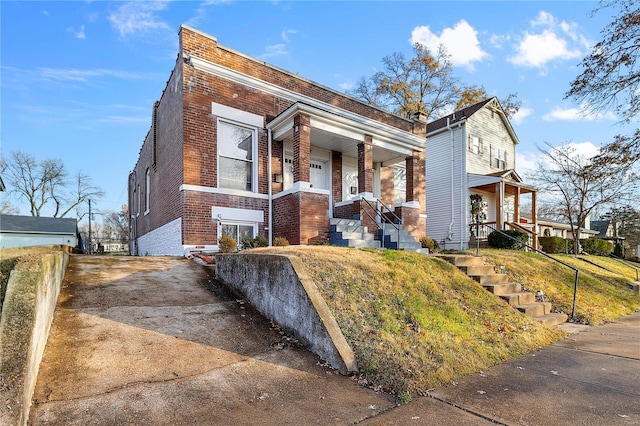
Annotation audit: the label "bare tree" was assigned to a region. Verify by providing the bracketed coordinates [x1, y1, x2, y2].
[0, 151, 104, 218]
[566, 0, 640, 164]
[528, 142, 638, 252]
[103, 205, 130, 243]
[0, 200, 20, 215]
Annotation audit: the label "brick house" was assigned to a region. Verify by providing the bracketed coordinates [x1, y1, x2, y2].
[128, 25, 427, 256]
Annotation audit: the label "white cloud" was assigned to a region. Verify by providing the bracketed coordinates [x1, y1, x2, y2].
[259, 44, 287, 60]
[108, 2, 171, 38]
[508, 11, 587, 69]
[517, 141, 600, 178]
[542, 105, 616, 122]
[39, 68, 148, 82]
[511, 107, 533, 125]
[410, 20, 488, 71]
[281, 29, 298, 43]
[67, 25, 86, 39]
[516, 151, 539, 178]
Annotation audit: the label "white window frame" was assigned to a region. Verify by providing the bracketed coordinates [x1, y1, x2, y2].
[217, 119, 258, 193]
[469, 136, 483, 155]
[493, 147, 507, 170]
[144, 168, 150, 215]
[219, 221, 257, 248]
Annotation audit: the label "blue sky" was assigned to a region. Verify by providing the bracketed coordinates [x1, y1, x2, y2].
[1, 1, 629, 221]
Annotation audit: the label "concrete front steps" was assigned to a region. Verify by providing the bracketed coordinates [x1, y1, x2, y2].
[329, 218, 381, 249]
[330, 217, 426, 252]
[437, 254, 568, 326]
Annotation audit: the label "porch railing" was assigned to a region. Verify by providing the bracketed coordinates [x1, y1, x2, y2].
[505, 221, 538, 250]
[360, 198, 401, 249]
[478, 222, 580, 320]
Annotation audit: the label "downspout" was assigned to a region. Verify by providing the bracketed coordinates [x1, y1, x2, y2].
[128, 170, 137, 255]
[459, 122, 465, 251]
[267, 128, 273, 246]
[446, 117, 455, 241]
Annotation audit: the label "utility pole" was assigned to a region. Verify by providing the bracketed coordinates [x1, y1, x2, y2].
[88, 199, 92, 255]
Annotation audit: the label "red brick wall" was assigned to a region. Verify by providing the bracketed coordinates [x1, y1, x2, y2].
[357, 135, 374, 194]
[293, 114, 311, 183]
[274, 191, 329, 244]
[179, 26, 420, 136]
[331, 151, 343, 204]
[129, 62, 185, 242]
[380, 166, 395, 205]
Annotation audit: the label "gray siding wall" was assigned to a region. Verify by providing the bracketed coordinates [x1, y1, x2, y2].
[426, 123, 468, 250]
[465, 108, 516, 175]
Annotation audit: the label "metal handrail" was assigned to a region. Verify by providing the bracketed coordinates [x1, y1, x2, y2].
[361, 198, 401, 249]
[479, 223, 580, 320]
[609, 254, 639, 281]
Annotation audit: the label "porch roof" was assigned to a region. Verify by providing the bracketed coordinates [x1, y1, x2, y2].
[267, 102, 425, 166]
[468, 170, 537, 194]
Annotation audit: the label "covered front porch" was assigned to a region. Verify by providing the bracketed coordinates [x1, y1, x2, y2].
[266, 102, 426, 245]
[468, 170, 539, 249]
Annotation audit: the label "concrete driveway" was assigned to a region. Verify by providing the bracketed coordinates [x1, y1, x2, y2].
[29, 255, 395, 425]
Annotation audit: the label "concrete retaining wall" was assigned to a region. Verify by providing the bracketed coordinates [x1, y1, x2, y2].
[0, 247, 69, 426]
[216, 253, 357, 374]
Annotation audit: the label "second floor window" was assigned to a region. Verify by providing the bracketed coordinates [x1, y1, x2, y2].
[218, 121, 254, 191]
[469, 136, 483, 155]
[493, 148, 507, 170]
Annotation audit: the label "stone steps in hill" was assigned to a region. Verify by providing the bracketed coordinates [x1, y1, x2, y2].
[435, 254, 568, 327]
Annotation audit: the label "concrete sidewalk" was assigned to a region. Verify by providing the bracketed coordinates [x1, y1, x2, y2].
[30, 255, 639, 425]
[363, 312, 640, 425]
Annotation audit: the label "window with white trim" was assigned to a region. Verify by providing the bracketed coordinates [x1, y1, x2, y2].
[492, 147, 507, 170]
[220, 222, 255, 247]
[218, 121, 255, 191]
[144, 168, 150, 215]
[469, 136, 483, 155]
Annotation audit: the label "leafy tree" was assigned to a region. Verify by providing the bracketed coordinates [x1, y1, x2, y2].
[528, 142, 638, 253]
[566, 0, 640, 166]
[349, 43, 462, 121]
[0, 150, 104, 218]
[455, 87, 522, 119]
[350, 43, 520, 122]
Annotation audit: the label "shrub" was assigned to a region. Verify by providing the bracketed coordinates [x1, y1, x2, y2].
[242, 235, 268, 249]
[613, 242, 624, 257]
[487, 229, 529, 250]
[580, 238, 613, 256]
[273, 237, 290, 247]
[311, 239, 329, 245]
[419, 236, 439, 252]
[538, 236, 568, 254]
[218, 235, 237, 253]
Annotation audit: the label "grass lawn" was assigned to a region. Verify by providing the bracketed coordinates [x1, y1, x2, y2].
[253, 246, 567, 399]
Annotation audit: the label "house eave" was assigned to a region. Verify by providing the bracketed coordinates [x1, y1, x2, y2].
[188, 55, 425, 154]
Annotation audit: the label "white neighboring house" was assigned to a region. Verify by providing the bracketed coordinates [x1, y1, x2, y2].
[426, 97, 539, 250]
[0, 215, 78, 248]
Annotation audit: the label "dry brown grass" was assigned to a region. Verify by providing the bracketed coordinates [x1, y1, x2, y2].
[252, 246, 564, 398]
[475, 249, 640, 325]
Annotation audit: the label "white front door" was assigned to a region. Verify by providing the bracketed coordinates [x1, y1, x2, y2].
[283, 154, 328, 190]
